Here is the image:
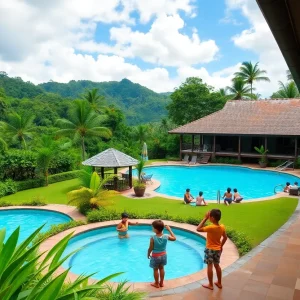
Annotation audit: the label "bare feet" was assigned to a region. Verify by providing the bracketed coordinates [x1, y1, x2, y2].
[214, 282, 222, 289]
[160, 282, 164, 287]
[202, 284, 213, 290]
[151, 283, 160, 288]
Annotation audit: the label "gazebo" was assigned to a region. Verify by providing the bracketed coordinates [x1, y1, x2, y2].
[82, 148, 138, 190]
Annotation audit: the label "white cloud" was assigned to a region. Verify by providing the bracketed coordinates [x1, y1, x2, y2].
[78, 14, 219, 67]
[225, 0, 288, 97]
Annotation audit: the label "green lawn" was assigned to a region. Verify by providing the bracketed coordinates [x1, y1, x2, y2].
[1, 178, 298, 247]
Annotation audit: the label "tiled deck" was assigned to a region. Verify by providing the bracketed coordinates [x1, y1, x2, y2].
[151, 199, 300, 300]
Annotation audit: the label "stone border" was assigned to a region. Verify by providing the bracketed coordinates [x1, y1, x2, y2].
[121, 163, 300, 203]
[39, 219, 239, 294]
[0, 204, 86, 221]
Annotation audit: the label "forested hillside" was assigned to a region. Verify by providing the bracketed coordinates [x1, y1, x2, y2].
[0, 73, 169, 125]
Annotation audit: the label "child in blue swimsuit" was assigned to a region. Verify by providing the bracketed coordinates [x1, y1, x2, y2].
[147, 220, 176, 288]
[116, 212, 138, 238]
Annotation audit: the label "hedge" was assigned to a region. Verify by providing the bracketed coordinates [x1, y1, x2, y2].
[0, 179, 17, 198]
[86, 209, 252, 256]
[0, 199, 46, 207]
[15, 170, 81, 191]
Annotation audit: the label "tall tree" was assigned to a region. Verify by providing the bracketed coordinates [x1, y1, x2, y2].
[226, 78, 253, 100]
[81, 88, 106, 113]
[0, 112, 35, 149]
[55, 100, 111, 160]
[134, 125, 149, 145]
[0, 87, 7, 116]
[271, 81, 300, 99]
[234, 62, 270, 98]
[167, 77, 226, 125]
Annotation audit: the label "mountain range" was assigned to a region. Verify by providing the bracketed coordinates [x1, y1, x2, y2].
[0, 73, 170, 125]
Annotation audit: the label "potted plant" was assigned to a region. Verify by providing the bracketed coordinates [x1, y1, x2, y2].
[133, 160, 146, 197]
[254, 145, 268, 168]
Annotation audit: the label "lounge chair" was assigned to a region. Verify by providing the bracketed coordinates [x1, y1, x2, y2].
[289, 187, 300, 196]
[182, 154, 189, 163]
[142, 174, 153, 184]
[189, 155, 197, 165]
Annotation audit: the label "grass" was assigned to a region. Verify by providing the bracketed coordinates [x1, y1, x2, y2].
[1, 178, 298, 247]
[106, 197, 297, 247]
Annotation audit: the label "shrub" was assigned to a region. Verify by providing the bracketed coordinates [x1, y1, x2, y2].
[20, 196, 46, 206]
[33, 220, 86, 244]
[0, 149, 37, 180]
[87, 208, 253, 256]
[0, 179, 17, 198]
[49, 152, 76, 174]
[16, 178, 45, 191]
[48, 170, 80, 184]
[226, 227, 252, 256]
[0, 201, 13, 207]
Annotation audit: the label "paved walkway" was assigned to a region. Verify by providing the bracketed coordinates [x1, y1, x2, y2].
[151, 200, 300, 300]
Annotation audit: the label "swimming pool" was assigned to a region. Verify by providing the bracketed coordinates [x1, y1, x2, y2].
[62, 225, 206, 282]
[134, 165, 299, 200]
[0, 209, 72, 242]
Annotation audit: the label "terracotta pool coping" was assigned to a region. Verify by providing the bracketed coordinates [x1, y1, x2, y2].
[39, 220, 239, 293]
[120, 162, 300, 203]
[0, 204, 86, 221]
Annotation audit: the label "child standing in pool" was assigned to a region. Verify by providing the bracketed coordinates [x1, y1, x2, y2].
[148, 220, 176, 288]
[197, 209, 227, 290]
[116, 213, 138, 238]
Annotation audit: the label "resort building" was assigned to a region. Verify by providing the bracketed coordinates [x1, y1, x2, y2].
[169, 99, 300, 163]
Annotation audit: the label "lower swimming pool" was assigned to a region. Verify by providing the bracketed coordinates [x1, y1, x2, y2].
[62, 225, 206, 282]
[0, 209, 72, 242]
[134, 165, 299, 200]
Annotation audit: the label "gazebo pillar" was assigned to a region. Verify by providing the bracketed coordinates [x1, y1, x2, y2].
[101, 167, 104, 179]
[114, 167, 118, 190]
[129, 166, 133, 188]
[212, 135, 216, 159]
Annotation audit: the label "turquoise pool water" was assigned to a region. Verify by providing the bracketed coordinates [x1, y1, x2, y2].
[0, 209, 71, 242]
[134, 165, 299, 200]
[63, 225, 206, 282]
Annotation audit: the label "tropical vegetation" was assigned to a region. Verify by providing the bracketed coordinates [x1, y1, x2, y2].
[0, 226, 144, 299]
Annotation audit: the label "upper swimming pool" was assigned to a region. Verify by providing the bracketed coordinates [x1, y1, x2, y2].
[0, 209, 72, 242]
[135, 165, 299, 200]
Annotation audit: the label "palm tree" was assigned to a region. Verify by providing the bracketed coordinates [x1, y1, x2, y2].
[67, 171, 118, 210]
[0, 112, 35, 149]
[226, 78, 253, 100]
[0, 137, 7, 152]
[56, 100, 111, 160]
[287, 70, 293, 81]
[134, 125, 148, 145]
[271, 81, 300, 99]
[0, 88, 6, 116]
[234, 62, 270, 98]
[81, 88, 106, 113]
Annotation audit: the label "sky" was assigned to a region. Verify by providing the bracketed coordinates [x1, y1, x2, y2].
[0, 0, 289, 97]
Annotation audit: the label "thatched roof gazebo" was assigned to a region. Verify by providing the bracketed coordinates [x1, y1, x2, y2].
[82, 148, 138, 189]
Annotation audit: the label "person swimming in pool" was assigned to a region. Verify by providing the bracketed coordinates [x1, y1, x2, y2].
[116, 212, 138, 238]
[233, 188, 243, 203]
[223, 188, 233, 206]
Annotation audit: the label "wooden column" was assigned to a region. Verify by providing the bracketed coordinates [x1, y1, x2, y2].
[101, 167, 104, 179]
[212, 135, 216, 159]
[179, 134, 183, 160]
[192, 135, 194, 152]
[264, 137, 268, 150]
[114, 167, 118, 190]
[295, 137, 298, 162]
[238, 136, 241, 160]
[129, 166, 133, 189]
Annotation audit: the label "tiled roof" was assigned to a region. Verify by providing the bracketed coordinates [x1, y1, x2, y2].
[169, 99, 300, 136]
[82, 148, 139, 167]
